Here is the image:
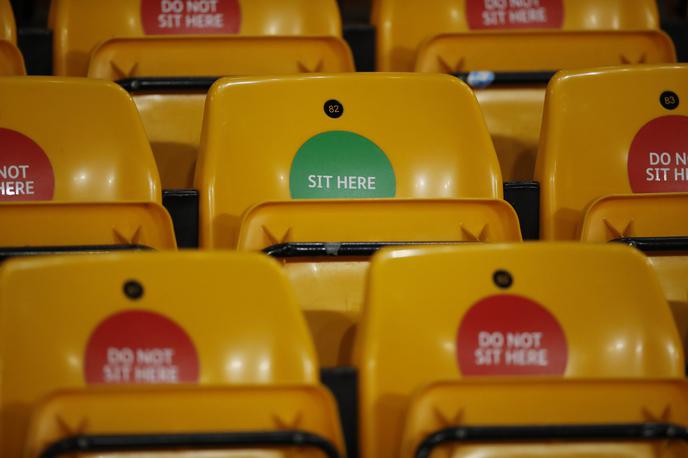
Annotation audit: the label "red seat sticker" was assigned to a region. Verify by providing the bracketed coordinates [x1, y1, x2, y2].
[466, 0, 564, 30]
[628, 115, 688, 193]
[456, 294, 568, 376]
[0, 128, 54, 201]
[141, 0, 241, 35]
[84, 310, 200, 384]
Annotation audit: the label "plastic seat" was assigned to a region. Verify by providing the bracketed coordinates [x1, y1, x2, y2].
[0, 252, 344, 457]
[354, 243, 685, 458]
[536, 63, 688, 357]
[53, 0, 346, 77]
[0, 77, 176, 254]
[375, 0, 661, 72]
[88, 35, 353, 189]
[196, 73, 522, 365]
[376, 0, 671, 181]
[0, 0, 24, 76]
[419, 31, 674, 181]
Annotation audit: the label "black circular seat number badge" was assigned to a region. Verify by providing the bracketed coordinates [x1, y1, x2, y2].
[324, 99, 344, 119]
[660, 91, 679, 110]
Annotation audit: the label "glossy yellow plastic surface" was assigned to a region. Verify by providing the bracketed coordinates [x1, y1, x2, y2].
[26, 386, 344, 457]
[355, 243, 683, 458]
[402, 379, 688, 458]
[196, 73, 502, 249]
[0, 202, 176, 250]
[54, 0, 344, 76]
[417, 31, 675, 182]
[238, 198, 522, 366]
[90, 36, 354, 79]
[0, 77, 162, 202]
[0, 39, 24, 75]
[131, 93, 206, 190]
[0, 0, 15, 44]
[0, 252, 320, 456]
[536, 65, 688, 241]
[376, 0, 660, 71]
[417, 31, 674, 73]
[88, 36, 354, 189]
[476, 88, 544, 181]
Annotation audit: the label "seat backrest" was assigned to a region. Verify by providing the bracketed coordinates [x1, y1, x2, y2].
[0, 252, 318, 456]
[54, 0, 344, 76]
[535, 64, 688, 240]
[0, 77, 161, 203]
[0, 0, 15, 44]
[376, 0, 660, 70]
[355, 243, 683, 458]
[0, 39, 24, 75]
[196, 73, 502, 248]
[401, 379, 688, 458]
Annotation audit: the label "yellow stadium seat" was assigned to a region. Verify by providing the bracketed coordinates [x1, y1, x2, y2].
[415, 31, 675, 181]
[88, 36, 353, 189]
[536, 63, 688, 360]
[402, 379, 688, 458]
[0, 252, 345, 457]
[376, 0, 660, 72]
[196, 73, 521, 365]
[378, 0, 670, 181]
[0, 0, 23, 76]
[53, 0, 345, 77]
[354, 243, 684, 458]
[0, 77, 176, 252]
[0, 0, 16, 44]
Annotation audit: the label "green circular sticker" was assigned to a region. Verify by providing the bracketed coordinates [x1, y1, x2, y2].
[290, 131, 396, 199]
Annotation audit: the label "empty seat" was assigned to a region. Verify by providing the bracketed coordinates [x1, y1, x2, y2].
[354, 243, 685, 458]
[377, 0, 672, 181]
[536, 63, 688, 355]
[196, 73, 522, 365]
[53, 0, 346, 76]
[376, 0, 661, 72]
[88, 36, 353, 189]
[416, 31, 675, 181]
[0, 0, 24, 76]
[0, 252, 344, 457]
[0, 77, 176, 254]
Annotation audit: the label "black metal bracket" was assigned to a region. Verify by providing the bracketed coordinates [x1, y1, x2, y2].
[415, 423, 688, 458]
[162, 189, 200, 248]
[611, 236, 688, 253]
[40, 430, 340, 458]
[504, 181, 540, 240]
[263, 241, 465, 258]
[0, 244, 152, 262]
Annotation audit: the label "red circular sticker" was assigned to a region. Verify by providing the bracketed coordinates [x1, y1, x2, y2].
[84, 310, 200, 384]
[466, 0, 564, 30]
[628, 116, 688, 193]
[456, 294, 568, 376]
[141, 0, 241, 35]
[0, 128, 54, 201]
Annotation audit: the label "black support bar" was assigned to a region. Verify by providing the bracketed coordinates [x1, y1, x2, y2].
[453, 71, 556, 88]
[415, 423, 688, 458]
[611, 236, 688, 253]
[41, 430, 340, 458]
[117, 77, 220, 93]
[0, 244, 152, 262]
[263, 241, 465, 258]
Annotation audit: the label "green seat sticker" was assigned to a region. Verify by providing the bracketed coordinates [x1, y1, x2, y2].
[290, 131, 396, 199]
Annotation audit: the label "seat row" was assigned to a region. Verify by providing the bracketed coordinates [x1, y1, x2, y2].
[0, 0, 679, 184]
[1, 66, 687, 367]
[0, 243, 687, 457]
